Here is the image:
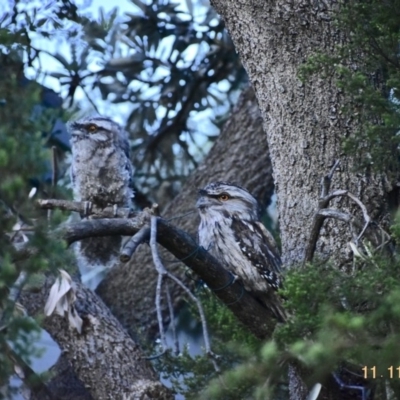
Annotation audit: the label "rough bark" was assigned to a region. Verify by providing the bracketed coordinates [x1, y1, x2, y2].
[209, 0, 391, 267]
[21, 277, 173, 400]
[96, 86, 274, 339]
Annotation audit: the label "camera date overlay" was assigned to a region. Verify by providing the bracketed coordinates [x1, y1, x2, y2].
[362, 366, 400, 379]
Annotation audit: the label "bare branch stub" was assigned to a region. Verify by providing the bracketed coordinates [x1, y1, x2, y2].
[317, 209, 352, 223]
[120, 226, 150, 263]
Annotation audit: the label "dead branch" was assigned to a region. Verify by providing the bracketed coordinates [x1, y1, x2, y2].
[120, 226, 150, 262]
[320, 159, 341, 198]
[304, 178, 388, 266]
[317, 208, 352, 223]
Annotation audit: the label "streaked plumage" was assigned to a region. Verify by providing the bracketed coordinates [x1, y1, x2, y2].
[197, 181, 286, 322]
[69, 116, 134, 284]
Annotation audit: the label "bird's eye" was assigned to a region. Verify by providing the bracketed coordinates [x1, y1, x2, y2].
[219, 194, 230, 201]
[87, 124, 98, 133]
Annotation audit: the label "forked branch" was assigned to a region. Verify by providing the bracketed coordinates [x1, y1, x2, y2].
[304, 161, 390, 266]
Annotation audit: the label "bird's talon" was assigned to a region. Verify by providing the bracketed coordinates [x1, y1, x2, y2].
[84, 201, 92, 217]
[113, 204, 118, 217]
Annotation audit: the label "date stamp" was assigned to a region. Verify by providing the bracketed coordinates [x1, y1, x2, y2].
[362, 366, 400, 379]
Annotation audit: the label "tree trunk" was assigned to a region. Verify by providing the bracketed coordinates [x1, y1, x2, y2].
[208, 1, 393, 399]
[96, 85, 274, 339]
[209, 0, 391, 267]
[21, 277, 173, 400]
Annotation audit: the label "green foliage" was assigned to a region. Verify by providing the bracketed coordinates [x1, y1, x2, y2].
[228, 251, 400, 397]
[157, 238, 400, 398]
[299, 0, 400, 175]
[0, 2, 80, 393]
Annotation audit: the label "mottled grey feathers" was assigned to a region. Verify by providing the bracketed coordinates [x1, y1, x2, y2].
[69, 115, 134, 208]
[69, 116, 134, 287]
[197, 181, 286, 321]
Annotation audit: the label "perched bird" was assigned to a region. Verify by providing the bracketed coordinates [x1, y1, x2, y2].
[69, 116, 134, 286]
[197, 181, 286, 322]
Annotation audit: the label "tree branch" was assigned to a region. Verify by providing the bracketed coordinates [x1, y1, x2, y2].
[47, 207, 280, 340]
[120, 226, 150, 263]
[303, 178, 389, 266]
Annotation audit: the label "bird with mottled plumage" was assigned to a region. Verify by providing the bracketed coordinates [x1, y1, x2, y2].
[69, 116, 134, 286]
[197, 181, 286, 322]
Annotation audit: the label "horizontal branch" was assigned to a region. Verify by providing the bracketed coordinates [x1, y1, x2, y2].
[61, 213, 279, 340]
[317, 208, 352, 223]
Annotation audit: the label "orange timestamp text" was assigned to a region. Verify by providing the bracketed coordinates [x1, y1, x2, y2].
[362, 366, 400, 379]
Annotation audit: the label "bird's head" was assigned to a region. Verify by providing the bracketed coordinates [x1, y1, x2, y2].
[197, 181, 259, 221]
[68, 116, 128, 153]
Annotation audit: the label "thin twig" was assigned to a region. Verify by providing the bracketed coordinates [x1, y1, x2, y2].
[304, 159, 369, 266]
[120, 226, 150, 262]
[9, 271, 27, 304]
[150, 216, 168, 353]
[166, 210, 195, 222]
[320, 159, 340, 198]
[47, 146, 59, 224]
[165, 282, 179, 355]
[144, 350, 168, 360]
[0, 272, 27, 332]
[166, 270, 220, 372]
[346, 192, 371, 242]
[321, 189, 348, 205]
[304, 162, 342, 265]
[149, 216, 219, 371]
[155, 273, 167, 351]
